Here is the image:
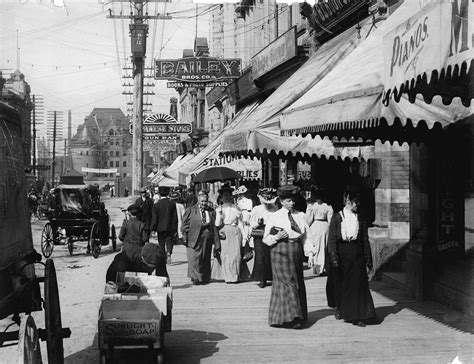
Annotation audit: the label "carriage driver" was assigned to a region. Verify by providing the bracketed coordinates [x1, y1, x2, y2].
[106, 204, 169, 283]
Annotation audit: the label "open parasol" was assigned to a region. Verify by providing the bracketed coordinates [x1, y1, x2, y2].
[192, 167, 241, 183]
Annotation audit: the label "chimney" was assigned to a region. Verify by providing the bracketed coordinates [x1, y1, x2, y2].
[170, 97, 178, 120]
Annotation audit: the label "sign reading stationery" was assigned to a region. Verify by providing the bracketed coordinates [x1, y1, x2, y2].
[383, 0, 473, 101]
[155, 57, 241, 82]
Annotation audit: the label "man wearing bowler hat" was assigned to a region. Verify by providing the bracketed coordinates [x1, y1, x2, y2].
[151, 186, 178, 264]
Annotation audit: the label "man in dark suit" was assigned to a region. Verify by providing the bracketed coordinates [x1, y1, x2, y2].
[135, 187, 153, 233]
[182, 190, 220, 285]
[151, 186, 178, 264]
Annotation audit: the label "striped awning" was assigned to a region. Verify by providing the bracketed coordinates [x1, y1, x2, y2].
[280, 0, 474, 142]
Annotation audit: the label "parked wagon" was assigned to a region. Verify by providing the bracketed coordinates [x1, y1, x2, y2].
[40, 183, 117, 259]
[0, 102, 71, 363]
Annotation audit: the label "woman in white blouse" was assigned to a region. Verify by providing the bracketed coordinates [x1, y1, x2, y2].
[263, 185, 314, 329]
[214, 184, 245, 283]
[305, 187, 333, 276]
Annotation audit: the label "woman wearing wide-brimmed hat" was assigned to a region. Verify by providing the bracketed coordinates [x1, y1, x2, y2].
[305, 186, 333, 276]
[263, 185, 314, 329]
[213, 183, 245, 283]
[249, 188, 279, 288]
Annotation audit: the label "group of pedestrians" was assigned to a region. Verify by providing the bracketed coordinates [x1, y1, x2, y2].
[107, 182, 376, 330]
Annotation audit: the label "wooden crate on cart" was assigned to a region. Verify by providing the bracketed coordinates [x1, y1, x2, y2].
[98, 273, 172, 364]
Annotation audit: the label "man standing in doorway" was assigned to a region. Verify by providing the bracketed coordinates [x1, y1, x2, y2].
[151, 186, 178, 264]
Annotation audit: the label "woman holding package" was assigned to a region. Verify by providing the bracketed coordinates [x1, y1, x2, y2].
[305, 187, 333, 276]
[326, 188, 376, 327]
[214, 184, 245, 283]
[263, 185, 314, 329]
[250, 188, 279, 288]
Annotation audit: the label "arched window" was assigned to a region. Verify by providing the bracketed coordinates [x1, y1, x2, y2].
[109, 129, 114, 136]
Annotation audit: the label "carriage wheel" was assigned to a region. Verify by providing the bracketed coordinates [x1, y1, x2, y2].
[90, 222, 101, 259]
[17, 315, 42, 364]
[41, 223, 55, 258]
[110, 225, 117, 252]
[44, 259, 69, 364]
[67, 238, 74, 256]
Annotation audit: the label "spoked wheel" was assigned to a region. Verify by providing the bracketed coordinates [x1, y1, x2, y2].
[41, 223, 55, 258]
[90, 222, 101, 259]
[17, 315, 42, 364]
[67, 238, 74, 256]
[44, 259, 71, 364]
[110, 224, 117, 252]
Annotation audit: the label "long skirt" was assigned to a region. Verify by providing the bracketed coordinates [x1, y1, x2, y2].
[268, 240, 307, 326]
[218, 225, 242, 283]
[338, 243, 376, 322]
[308, 220, 329, 275]
[252, 237, 272, 282]
[187, 229, 213, 283]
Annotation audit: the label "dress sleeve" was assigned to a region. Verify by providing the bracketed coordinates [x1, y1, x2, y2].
[327, 205, 334, 223]
[361, 218, 373, 268]
[249, 206, 261, 229]
[305, 204, 314, 226]
[327, 213, 339, 254]
[215, 206, 223, 227]
[262, 218, 278, 246]
[302, 214, 316, 256]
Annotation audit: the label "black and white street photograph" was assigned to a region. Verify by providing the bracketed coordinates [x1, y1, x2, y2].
[0, 0, 473, 362]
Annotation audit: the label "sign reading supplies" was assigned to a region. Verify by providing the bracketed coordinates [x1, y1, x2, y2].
[155, 57, 241, 82]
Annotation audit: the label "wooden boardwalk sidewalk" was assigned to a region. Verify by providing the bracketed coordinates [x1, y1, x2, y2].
[163, 245, 473, 364]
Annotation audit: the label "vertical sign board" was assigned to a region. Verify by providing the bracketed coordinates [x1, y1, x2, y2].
[436, 149, 464, 256]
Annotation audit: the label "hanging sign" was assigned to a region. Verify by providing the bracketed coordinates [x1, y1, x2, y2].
[143, 134, 179, 141]
[251, 27, 297, 80]
[383, 1, 473, 102]
[155, 57, 241, 82]
[167, 81, 230, 88]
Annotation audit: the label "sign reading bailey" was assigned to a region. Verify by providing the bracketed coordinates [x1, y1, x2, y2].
[155, 57, 241, 82]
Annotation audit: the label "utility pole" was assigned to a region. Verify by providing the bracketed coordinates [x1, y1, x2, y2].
[107, 0, 171, 194]
[51, 111, 57, 186]
[32, 94, 36, 178]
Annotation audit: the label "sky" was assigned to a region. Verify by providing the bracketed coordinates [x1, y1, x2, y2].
[0, 0, 214, 136]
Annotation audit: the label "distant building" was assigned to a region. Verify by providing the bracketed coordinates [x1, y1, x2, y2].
[1, 70, 33, 169]
[70, 108, 133, 195]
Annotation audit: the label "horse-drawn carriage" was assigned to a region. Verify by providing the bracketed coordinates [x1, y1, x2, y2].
[41, 183, 117, 259]
[0, 102, 71, 362]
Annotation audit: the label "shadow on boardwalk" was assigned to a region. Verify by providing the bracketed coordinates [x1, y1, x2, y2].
[369, 281, 474, 334]
[65, 330, 228, 364]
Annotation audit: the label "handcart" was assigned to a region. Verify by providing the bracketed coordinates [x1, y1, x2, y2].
[98, 272, 172, 364]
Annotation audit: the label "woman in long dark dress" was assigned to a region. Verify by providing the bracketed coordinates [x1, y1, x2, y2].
[249, 188, 279, 288]
[263, 185, 314, 329]
[326, 189, 376, 327]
